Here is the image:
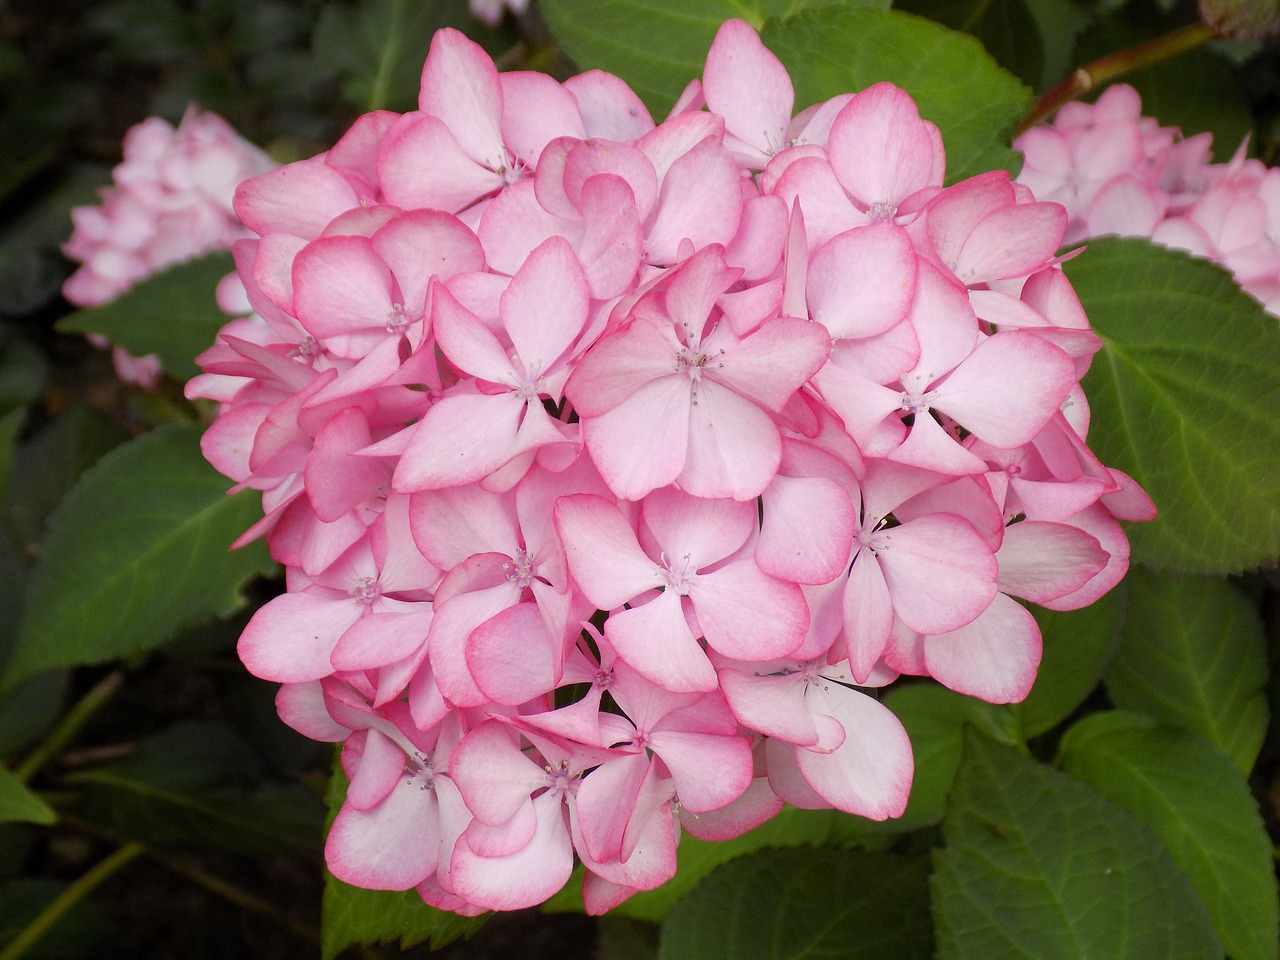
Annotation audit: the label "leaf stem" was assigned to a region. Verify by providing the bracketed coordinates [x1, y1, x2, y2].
[0, 841, 144, 960]
[1015, 22, 1215, 137]
[12, 670, 125, 784]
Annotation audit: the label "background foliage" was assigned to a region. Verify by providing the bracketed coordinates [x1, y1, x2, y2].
[0, 0, 1276, 957]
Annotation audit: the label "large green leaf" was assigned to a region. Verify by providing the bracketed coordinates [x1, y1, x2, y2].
[1, 422, 275, 687]
[894, 0, 1044, 89]
[56, 251, 234, 383]
[1060, 711, 1279, 960]
[762, 8, 1033, 182]
[1013, 587, 1125, 739]
[1104, 567, 1268, 773]
[933, 732, 1221, 960]
[542, 0, 886, 119]
[881, 683, 1020, 829]
[1063, 237, 1280, 573]
[67, 721, 322, 856]
[0, 765, 55, 826]
[320, 762, 486, 958]
[313, 0, 479, 114]
[658, 847, 933, 960]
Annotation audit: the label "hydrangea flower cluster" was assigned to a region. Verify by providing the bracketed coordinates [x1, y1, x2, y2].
[190, 20, 1153, 914]
[1015, 83, 1280, 315]
[63, 106, 275, 386]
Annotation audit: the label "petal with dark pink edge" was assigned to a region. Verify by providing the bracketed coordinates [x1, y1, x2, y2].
[238, 590, 361, 682]
[554, 494, 657, 610]
[703, 19, 794, 166]
[936, 331, 1075, 448]
[680, 777, 783, 841]
[795, 684, 913, 819]
[292, 235, 394, 338]
[842, 552, 894, 682]
[772, 156, 864, 249]
[467, 602, 559, 705]
[877, 514, 997, 635]
[583, 376, 691, 500]
[372, 210, 486, 313]
[953, 203, 1068, 285]
[678, 381, 780, 501]
[304, 408, 385, 522]
[709, 317, 830, 413]
[650, 729, 752, 812]
[996, 520, 1106, 603]
[326, 780, 439, 889]
[500, 71, 585, 168]
[606, 593, 718, 693]
[808, 223, 916, 339]
[432, 283, 517, 383]
[393, 390, 524, 492]
[564, 71, 655, 141]
[717, 666, 817, 745]
[345, 728, 407, 811]
[418, 29, 504, 165]
[828, 83, 942, 209]
[758, 475, 854, 585]
[922, 592, 1042, 703]
[576, 174, 645, 299]
[641, 487, 755, 571]
[1037, 503, 1130, 611]
[645, 138, 743, 265]
[478, 180, 565, 277]
[427, 582, 519, 707]
[234, 156, 359, 239]
[378, 115, 500, 213]
[452, 791, 573, 910]
[575, 752, 649, 863]
[450, 720, 545, 825]
[693, 561, 808, 661]
[501, 236, 588, 371]
[275, 682, 349, 742]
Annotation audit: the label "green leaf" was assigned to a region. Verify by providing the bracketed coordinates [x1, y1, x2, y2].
[0, 406, 24, 509]
[893, 0, 1044, 89]
[1104, 567, 1268, 773]
[545, 805, 845, 920]
[56, 251, 235, 383]
[1059, 711, 1279, 960]
[0, 328, 48, 417]
[932, 731, 1222, 960]
[881, 683, 1020, 828]
[1063, 237, 1280, 573]
[1013, 587, 1125, 739]
[542, 0, 887, 119]
[1021, 0, 1093, 90]
[2, 422, 275, 688]
[763, 8, 1033, 183]
[0, 766, 55, 825]
[320, 761, 486, 958]
[313, 0, 478, 114]
[1, 405, 126, 553]
[659, 847, 933, 960]
[67, 720, 322, 856]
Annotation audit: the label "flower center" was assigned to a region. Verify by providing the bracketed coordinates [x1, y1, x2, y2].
[350, 576, 381, 603]
[503, 548, 537, 589]
[657, 552, 697, 595]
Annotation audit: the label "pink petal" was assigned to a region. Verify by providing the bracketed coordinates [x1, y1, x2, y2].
[692, 560, 809, 661]
[808, 223, 917, 339]
[554, 494, 658, 609]
[418, 29, 504, 166]
[922, 592, 1042, 703]
[607, 592, 718, 693]
[467, 602, 559, 705]
[828, 83, 943, 209]
[877, 514, 998, 634]
[393, 390, 524, 492]
[702, 19, 794, 166]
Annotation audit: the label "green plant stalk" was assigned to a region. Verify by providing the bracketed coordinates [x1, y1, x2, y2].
[1015, 22, 1215, 137]
[11, 670, 125, 784]
[0, 841, 143, 960]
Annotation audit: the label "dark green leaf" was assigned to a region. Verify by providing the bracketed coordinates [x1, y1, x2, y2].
[0, 330, 48, 417]
[894, 0, 1044, 89]
[68, 720, 322, 856]
[1013, 587, 1125, 739]
[320, 761, 486, 958]
[1022, 0, 1094, 90]
[658, 847, 934, 960]
[1060, 711, 1279, 960]
[542, 0, 886, 119]
[1063, 237, 1280, 573]
[0, 406, 25, 507]
[762, 8, 1033, 182]
[881, 683, 1020, 829]
[0, 765, 55, 825]
[933, 731, 1222, 960]
[1, 405, 127, 553]
[1104, 567, 1268, 773]
[2, 422, 275, 688]
[56, 251, 235, 383]
[0, 671, 67, 757]
[600, 916, 661, 960]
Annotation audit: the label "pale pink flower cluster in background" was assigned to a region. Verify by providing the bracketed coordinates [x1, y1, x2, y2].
[62, 106, 275, 386]
[190, 20, 1153, 914]
[468, 0, 528, 27]
[1015, 83, 1280, 315]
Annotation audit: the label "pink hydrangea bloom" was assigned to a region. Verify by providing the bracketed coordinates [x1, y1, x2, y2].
[192, 20, 1152, 915]
[62, 105, 275, 386]
[1015, 83, 1280, 315]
